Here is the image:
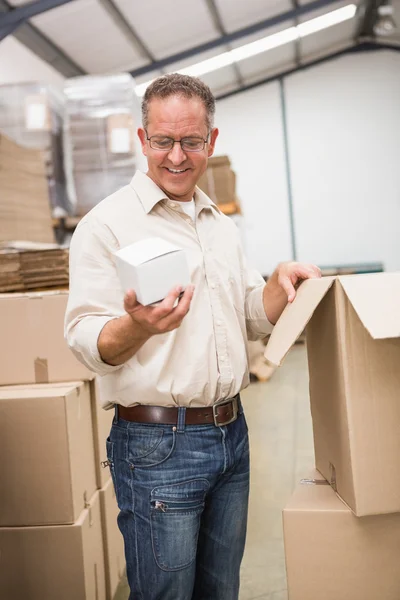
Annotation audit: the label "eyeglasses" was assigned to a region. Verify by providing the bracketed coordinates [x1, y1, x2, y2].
[145, 131, 209, 152]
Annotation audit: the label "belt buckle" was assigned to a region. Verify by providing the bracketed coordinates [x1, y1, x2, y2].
[212, 396, 238, 427]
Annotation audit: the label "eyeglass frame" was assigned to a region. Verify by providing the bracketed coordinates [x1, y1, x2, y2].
[145, 129, 210, 152]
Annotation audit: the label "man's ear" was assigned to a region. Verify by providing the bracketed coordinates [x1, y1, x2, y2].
[207, 128, 219, 157]
[137, 128, 148, 156]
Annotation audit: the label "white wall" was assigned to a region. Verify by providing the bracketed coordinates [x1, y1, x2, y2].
[0, 36, 65, 87]
[285, 50, 400, 272]
[216, 50, 400, 273]
[215, 83, 293, 275]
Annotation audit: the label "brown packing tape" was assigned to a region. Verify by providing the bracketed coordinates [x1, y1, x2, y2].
[34, 357, 49, 383]
[329, 463, 337, 491]
[300, 478, 329, 486]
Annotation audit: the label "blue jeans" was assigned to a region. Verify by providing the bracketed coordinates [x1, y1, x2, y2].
[106, 400, 250, 600]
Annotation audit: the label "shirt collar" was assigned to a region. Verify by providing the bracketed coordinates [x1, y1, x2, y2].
[129, 171, 168, 214]
[129, 170, 221, 215]
[194, 185, 221, 215]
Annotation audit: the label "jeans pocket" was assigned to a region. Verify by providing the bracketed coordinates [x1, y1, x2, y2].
[150, 479, 209, 571]
[127, 426, 176, 468]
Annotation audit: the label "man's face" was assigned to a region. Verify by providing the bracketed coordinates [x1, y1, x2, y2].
[138, 95, 219, 202]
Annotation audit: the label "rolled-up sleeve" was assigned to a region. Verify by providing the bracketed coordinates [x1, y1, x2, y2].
[64, 216, 125, 376]
[244, 266, 274, 341]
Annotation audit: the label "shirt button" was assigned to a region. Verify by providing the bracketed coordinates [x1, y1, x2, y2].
[170, 202, 177, 208]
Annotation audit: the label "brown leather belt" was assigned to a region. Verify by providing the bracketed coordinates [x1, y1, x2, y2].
[117, 394, 240, 427]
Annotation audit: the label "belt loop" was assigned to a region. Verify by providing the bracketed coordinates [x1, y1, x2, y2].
[177, 407, 186, 433]
[114, 403, 119, 423]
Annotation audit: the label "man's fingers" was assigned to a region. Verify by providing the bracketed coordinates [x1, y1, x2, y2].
[279, 276, 296, 303]
[152, 285, 185, 320]
[124, 289, 140, 313]
[159, 284, 195, 326]
[298, 264, 321, 279]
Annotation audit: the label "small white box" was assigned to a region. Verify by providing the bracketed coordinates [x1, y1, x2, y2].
[115, 237, 191, 305]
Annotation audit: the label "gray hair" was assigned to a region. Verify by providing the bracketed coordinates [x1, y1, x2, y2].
[141, 73, 216, 131]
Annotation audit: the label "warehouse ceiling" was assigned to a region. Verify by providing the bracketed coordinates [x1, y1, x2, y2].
[1, 0, 400, 97]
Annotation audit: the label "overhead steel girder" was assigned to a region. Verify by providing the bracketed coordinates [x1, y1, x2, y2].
[130, 0, 341, 78]
[0, 0, 85, 77]
[204, 0, 244, 87]
[0, 20, 22, 42]
[0, 0, 76, 29]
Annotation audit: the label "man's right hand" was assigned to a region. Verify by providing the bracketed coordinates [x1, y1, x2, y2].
[98, 285, 195, 366]
[124, 284, 195, 336]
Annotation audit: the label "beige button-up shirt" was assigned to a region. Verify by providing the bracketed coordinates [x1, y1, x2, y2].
[65, 171, 273, 409]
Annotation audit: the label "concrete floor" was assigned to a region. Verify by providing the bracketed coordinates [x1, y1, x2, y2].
[114, 344, 314, 600]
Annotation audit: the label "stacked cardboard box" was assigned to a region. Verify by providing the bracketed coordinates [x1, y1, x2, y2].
[0, 243, 69, 292]
[197, 155, 241, 215]
[0, 82, 70, 215]
[0, 134, 55, 244]
[264, 272, 400, 598]
[64, 74, 138, 216]
[0, 291, 125, 599]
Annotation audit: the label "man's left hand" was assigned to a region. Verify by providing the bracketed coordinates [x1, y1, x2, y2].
[263, 261, 321, 325]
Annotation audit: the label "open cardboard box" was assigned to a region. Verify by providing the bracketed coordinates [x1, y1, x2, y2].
[265, 273, 400, 516]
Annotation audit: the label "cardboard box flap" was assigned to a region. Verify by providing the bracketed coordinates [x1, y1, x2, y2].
[115, 237, 181, 266]
[338, 273, 400, 340]
[264, 277, 335, 366]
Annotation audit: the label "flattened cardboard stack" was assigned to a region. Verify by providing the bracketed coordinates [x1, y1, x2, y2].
[0, 134, 55, 244]
[0, 243, 69, 292]
[64, 74, 138, 216]
[0, 82, 70, 215]
[264, 272, 400, 599]
[197, 155, 241, 215]
[0, 291, 124, 599]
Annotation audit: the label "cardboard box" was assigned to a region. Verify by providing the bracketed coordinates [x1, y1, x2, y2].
[100, 478, 125, 599]
[90, 378, 114, 488]
[115, 237, 191, 305]
[0, 381, 97, 526]
[0, 490, 106, 600]
[283, 471, 400, 600]
[0, 134, 55, 244]
[265, 273, 400, 516]
[0, 290, 92, 385]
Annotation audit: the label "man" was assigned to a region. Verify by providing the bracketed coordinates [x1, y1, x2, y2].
[65, 73, 320, 600]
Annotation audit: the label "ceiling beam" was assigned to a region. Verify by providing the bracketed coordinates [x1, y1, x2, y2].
[97, 0, 156, 62]
[0, 19, 21, 42]
[204, 0, 244, 88]
[0, 0, 85, 77]
[0, 0, 76, 28]
[292, 0, 301, 67]
[215, 41, 392, 101]
[130, 0, 340, 78]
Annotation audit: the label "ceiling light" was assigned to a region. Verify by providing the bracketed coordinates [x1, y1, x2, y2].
[135, 4, 357, 96]
[373, 1, 397, 36]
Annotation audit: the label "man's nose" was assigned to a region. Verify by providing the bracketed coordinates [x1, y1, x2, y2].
[168, 142, 186, 164]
